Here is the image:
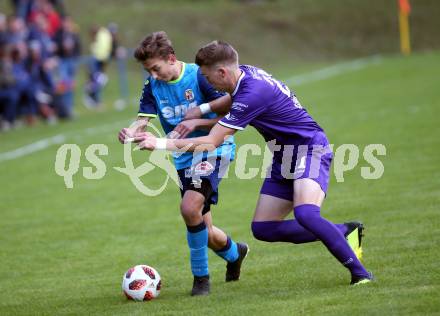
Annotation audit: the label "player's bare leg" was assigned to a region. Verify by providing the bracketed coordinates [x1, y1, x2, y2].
[252, 194, 293, 222]
[253, 194, 293, 221]
[292, 179, 372, 284]
[203, 212, 228, 250]
[180, 191, 229, 251]
[180, 190, 205, 226]
[292, 178, 325, 208]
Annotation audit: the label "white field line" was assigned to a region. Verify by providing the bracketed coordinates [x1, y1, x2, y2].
[0, 55, 382, 164]
[285, 55, 382, 86]
[0, 134, 66, 162]
[0, 120, 129, 163]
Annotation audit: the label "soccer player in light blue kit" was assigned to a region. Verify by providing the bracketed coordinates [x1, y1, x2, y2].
[118, 33, 249, 296]
[134, 40, 373, 286]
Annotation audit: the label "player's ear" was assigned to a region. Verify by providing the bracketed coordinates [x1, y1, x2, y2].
[218, 67, 227, 78]
[167, 54, 177, 64]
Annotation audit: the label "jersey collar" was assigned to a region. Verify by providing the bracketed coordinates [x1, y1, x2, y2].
[168, 62, 186, 84]
[231, 69, 245, 97]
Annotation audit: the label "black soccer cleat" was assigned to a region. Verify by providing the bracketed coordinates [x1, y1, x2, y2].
[191, 275, 210, 296]
[344, 221, 364, 245]
[344, 221, 364, 260]
[226, 242, 249, 282]
[350, 271, 374, 286]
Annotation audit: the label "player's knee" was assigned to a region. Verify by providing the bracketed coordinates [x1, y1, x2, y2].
[180, 199, 203, 222]
[293, 204, 319, 226]
[251, 221, 275, 242]
[293, 208, 307, 225]
[206, 228, 216, 247]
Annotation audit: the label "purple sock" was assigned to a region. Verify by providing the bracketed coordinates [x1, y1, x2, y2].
[252, 220, 347, 244]
[294, 204, 369, 279]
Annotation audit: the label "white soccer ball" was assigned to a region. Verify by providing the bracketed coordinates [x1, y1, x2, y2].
[122, 265, 161, 301]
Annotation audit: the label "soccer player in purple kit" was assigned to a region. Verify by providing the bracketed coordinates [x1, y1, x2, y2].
[133, 40, 373, 285]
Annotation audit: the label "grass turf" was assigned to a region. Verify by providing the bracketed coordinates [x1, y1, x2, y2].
[0, 51, 439, 315]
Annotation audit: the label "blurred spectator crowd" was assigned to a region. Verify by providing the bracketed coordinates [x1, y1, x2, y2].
[0, 0, 82, 132]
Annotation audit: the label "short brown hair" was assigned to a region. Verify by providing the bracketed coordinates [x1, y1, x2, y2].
[195, 40, 238, 67]
[134, 31, 175, 62]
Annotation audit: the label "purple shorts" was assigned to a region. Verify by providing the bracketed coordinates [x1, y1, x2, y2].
[260, 132, 333, 201]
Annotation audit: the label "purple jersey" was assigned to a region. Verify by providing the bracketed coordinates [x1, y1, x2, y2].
[219, 65, 324, 146]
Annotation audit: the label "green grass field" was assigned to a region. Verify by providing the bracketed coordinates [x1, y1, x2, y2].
[1, 51, 439, 315]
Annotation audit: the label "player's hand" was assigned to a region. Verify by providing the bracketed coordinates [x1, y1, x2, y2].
[172, 120, 199, 139]
[184, 107, 202, 120]
[133, 132, 157, 151]
[118, 128, 135, 144]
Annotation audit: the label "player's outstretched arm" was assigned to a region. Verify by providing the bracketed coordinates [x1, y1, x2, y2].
[172, 117, 223, 139]
[183, 94, 232, 120]
[134, 123, 236, 152]
[118, 117, 150, 144]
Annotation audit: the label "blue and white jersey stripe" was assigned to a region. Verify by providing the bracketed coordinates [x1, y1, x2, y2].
[138, 62, 235, 170]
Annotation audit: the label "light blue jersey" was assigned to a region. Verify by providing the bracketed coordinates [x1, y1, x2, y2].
[138, 62, 235, 170]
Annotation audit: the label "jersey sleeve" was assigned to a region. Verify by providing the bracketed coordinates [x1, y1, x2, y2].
[138, 78, 158, 118]
[218, 92, 266, 130]
[197, 68, 225, 102]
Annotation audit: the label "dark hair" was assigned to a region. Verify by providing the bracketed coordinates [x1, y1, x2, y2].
[195, 40, 238, 67]
[134, 31, 175, 62]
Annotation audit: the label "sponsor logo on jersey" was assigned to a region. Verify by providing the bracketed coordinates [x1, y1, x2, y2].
[161, 102, 197, 119]
[184, 89, 194, 101]
[231, 102, 248, 112]
[194, 161, 214, 176]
